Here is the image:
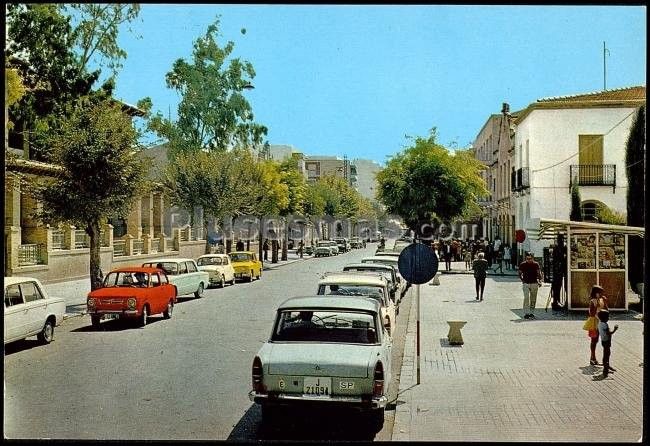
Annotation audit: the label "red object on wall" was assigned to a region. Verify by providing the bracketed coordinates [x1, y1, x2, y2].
[515, 229, 526, 243]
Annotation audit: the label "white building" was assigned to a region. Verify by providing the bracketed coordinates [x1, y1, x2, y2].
[512, 85, 645, 256]
[352, 159, 382, 201]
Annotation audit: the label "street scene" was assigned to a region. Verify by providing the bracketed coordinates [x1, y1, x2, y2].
[3, 4, 646, 443]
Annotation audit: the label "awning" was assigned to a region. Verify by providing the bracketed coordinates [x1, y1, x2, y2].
[526, 218, 645, 240]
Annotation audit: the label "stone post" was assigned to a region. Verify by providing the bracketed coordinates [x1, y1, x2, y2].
[158, 234, 168, 253]
[5, 226, 21, 272]
[124, 234, 134, 256]
[102, 223, 114, 248]
[142, 234, 152, 254]
[64, 224, 76, 250]
[173, 228, 182, 251]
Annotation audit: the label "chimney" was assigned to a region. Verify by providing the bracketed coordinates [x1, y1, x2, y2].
[501, 102, 510, 114]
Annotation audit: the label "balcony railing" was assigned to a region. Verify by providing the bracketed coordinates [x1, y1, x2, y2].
[19, 244, 45, 266]
[570, 164, 616, 190]
[133, 239, 144, 255]
[151, 238, 160, 253]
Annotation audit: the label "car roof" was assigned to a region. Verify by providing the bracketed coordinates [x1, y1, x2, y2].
[344, 263, 394, 271]
[278, 296, 381, 313]
[109, 267, 163, 274]
[362, 256, 399, 263]
[198, 254, 228, 258]
[142, 258, 194, 263]
[318, 272, 387, 286]
[229, 251, 254, 255]
[4, 276, 43, 287]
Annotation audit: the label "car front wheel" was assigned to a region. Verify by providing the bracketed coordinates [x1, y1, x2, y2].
[91, 314, 101, 329]
[139, 305, 149, 327]
[195, 283, 204, 298]
[37, 319, 54, 344]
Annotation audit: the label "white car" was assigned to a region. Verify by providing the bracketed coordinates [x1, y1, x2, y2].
[249, 296, 392, 431]
[361, 256, 408, 300]
[4, 277, 66, 345]
[317, 272, 396, 336]
[314, 240, 339, 257]
[142, 258, 209, 298]
[197, 254, 236, 288]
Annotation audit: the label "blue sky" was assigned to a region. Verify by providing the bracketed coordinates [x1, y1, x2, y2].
[109, 5, 646, 165]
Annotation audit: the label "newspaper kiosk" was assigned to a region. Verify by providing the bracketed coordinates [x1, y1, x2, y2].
[527, 218, 644, 311]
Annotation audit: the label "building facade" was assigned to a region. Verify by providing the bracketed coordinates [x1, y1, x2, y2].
[352, 158, 382, 201]
[512, 85, 645, 257]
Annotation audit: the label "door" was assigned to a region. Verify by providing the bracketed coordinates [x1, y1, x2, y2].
[4, 283, 28, 341]
[578, 135, 604, 184]
[178, 261, 190, 295]
[20, 281, 48, 334]
[185, 260, 200, 293]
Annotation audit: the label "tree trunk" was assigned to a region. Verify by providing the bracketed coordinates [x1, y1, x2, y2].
[272, 239, 279, 263]
[281, 218, 288, 261]
[204, 217, 211, 254]
[88, 221, 103, 291]
[258, 216, 265, 262]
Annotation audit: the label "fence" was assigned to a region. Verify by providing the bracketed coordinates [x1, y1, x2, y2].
[51, 230, 65, 250]
[133, 239, 144, 255]
[151, 238, 160, 253]
[113, 240, 126, 257]
[74, 230, 89, 249]
[19, 244, 44, 266]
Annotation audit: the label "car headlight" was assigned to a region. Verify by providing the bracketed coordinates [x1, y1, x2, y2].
[127, 298, 136, 310]
[87, 298, 96, 308]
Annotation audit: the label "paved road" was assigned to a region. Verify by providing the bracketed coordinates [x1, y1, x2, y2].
[4, 244, 409, 441]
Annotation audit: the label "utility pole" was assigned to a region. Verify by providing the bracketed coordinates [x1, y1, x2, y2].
[603, 41, 609, 91]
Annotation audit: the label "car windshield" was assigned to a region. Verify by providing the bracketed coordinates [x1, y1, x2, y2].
[318, 284, 385, 302]
[272, 310, 378, 344]
[104, 271, 149, 287]
[142, 262, 178, 275]
[197, 257, 223, 266]
[317, 242, 330, 247]
[229, 253, 251, 262]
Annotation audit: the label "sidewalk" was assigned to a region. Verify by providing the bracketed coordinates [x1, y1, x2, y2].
[44, 252, 312, 318]
[392, 273, 644, 442]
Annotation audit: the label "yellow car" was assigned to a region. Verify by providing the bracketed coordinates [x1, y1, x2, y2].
[229, 251, 263, 282]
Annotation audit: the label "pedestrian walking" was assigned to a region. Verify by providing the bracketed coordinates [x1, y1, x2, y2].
[442, 242, 453, 271]
[598, 310, 618, 377]
[464, 248, 472, 271]
[493, 248, 504, 274]
[503, 245, 511, 270]
[236, 239, 245, 251]
[472, 252, 489, 301]
[583, 284, 608, 365]
[263, 239, 269, 261]
[518, 252, 543, 319]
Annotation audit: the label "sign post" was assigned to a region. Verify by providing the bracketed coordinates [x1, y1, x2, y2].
[398, 242, 439, 385]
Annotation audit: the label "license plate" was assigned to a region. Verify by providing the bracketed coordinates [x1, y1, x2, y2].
[303, 377, 331, 397]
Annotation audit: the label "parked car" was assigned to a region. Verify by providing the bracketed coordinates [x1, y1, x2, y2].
[317, 272, 396, 336]
[197, 254, 236, 288]
[304, 245, 314, 256]
[314, 240, 339, 257]
[392, 240, 411, 253]
[342, 263, 401, 303]
[361, 256, 408, 300]
[332, 237, 350, 253]
[374, 250, 400, 258]
[4, 277, 66, 345]
[249, 295, 392, 431]
[141, 258, 209, 298]
[86, 267, 177, 328]
[229, 251, 263, 282]
[349, 237, 366, 249]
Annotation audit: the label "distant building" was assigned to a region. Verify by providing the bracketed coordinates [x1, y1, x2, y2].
[352, 159, 382, 201]
[303, 155, 355, 187]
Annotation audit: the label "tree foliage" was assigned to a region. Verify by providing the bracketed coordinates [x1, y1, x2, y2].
[569, 184, 583, 221]
[376, 129, 488, 234]
[37, 99, 149, 290]
[624, 105, 645, 290]
[148, 18, 267, 156]
[5, 3, 142, 161]
[279, 158, 307, 216]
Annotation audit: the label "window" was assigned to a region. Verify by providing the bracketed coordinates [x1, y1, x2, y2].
[179, 262, 188, 274]
[186, 261, 197, 273]
[160, 273, 169, 285]
[151, 274, 161, 287]
[21, 282, 43, 303]
[5, 284, 23, 307]
[272, 310, 378, 344]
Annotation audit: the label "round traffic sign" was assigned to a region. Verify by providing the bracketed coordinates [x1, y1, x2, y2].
[398, 243, 439, 285]
[515, 229, 526, 243]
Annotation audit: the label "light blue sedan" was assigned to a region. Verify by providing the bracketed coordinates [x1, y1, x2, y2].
[249, 296, 393, 432]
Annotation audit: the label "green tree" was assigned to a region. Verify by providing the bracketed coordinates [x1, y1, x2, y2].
[278, 158, 307, 259]
[595, 204, 626, 226]
[376, 129, 488, 237]
[5, 4, 141, 161]
[37, 99, 149, 291]
[148, 18, 267, 156]
[625, 105, 645, 291]
[569, 184, 583, 221]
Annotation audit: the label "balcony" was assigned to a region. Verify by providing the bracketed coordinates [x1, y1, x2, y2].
[512, 167, 530, 191]
[570, 164, 616, 191]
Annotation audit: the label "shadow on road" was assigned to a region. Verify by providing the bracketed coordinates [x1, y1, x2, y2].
[4, 339, 49, 355]
[228, 403, 378, 441]
[71, 315, 165, 332]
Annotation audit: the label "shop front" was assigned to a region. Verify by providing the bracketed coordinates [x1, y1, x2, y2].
[527, 218, 644, 311]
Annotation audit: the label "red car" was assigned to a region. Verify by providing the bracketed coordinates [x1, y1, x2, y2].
[86, 267, 177, 328]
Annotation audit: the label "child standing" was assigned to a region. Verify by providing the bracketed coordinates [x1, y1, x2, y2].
[597, 309, 619, 378]
[464, 248, 472, 271]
